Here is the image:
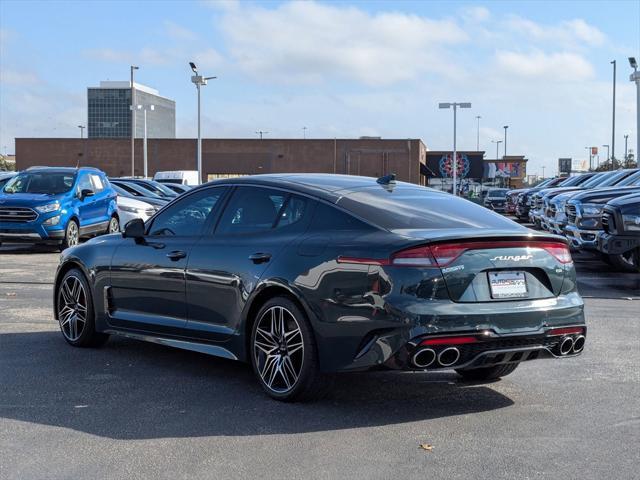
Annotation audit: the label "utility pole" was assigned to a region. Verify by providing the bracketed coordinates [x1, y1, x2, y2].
[630, 57, 640, 168]
[302, 126, 307, 139]
[256, 130, 269, 140]
[475, 116, 481, 151]
[611, 60, 616, 166]
[130, 65, 139, 177]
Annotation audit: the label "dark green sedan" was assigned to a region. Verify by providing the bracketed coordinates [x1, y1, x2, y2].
[53, 174, 585, 401]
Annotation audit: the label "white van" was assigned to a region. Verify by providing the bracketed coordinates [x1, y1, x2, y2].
[153, 170, 200, 186]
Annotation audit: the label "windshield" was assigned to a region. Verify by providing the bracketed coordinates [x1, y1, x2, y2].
[580, 172, 609, 188]
[338, 185, 519, 230]
[487, 190, 507, 197]
[617, 171, 640, 186]
[2, 171, 76, 195]
[136, 180, 177, 197]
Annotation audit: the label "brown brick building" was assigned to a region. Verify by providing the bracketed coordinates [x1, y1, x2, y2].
[15, 138, 428, 184]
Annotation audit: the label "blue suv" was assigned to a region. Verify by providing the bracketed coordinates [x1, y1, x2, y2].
[0, 167, 119, 250]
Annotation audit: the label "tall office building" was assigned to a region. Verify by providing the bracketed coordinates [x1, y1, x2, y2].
[87, 81, 175, 138]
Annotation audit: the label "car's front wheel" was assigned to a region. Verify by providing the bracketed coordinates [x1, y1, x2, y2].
[250, 297, 331, 402]
[455, 362, 519, 382]
[60, 219, 79, 251]
[56, 268, 109, 347]
[106, 215, 120, 234]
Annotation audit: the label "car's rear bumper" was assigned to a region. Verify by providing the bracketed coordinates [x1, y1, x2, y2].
[597, 232, 640, 255]
[333, 292, 585, 372]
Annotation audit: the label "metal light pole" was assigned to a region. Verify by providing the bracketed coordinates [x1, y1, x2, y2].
[624, 134, 629, 167]
[137, 105, 155, 178]
[630, 57, 640, 167]
[503, 125, 508, 158]
[475, 116, 481, 151]
[303, 126, 307, 139]
[542, 165, 546, 179]
[492, 140, 503, 160]
[78, 125, 85, 138]
[602, 144, 610, 169]
[256, 130, 269, 140]
[190, 62, 216, 184]
[130, 65, 139, 176]
[439, 102, 471, 195]
[611, 60, 616, 165]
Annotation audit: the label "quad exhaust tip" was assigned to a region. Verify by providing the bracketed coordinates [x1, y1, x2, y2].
[559, 337, 574, 356]
[572, 335, 585, 354]
[438, 347, 460, 367]
[412, 348, 436, 368]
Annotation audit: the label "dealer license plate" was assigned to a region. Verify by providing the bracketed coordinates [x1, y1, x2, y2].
[488, 271, 528, 299]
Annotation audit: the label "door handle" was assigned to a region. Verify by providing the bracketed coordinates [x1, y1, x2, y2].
[166, 250, 187, 261]
[249, 252, 271, 264]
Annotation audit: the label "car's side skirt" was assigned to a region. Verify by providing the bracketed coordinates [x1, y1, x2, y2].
[102, 328, 239, 361]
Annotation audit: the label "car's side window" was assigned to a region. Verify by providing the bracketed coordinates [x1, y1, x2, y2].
[216, 187, 288, 235]
[77, 174, 93, 193]
[310, 203, 372, 231]
[90, 174, 105, 193]
[147, 187, 226, 237]
[275, 195, 307, 229]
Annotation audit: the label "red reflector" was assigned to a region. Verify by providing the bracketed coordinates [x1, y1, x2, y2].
[336, 256, 390, 266]
[420, 336, 479, 346]
[547, 327, 585, 336]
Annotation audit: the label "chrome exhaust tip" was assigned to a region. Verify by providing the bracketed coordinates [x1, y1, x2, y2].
[412, 348, 436, 368]
[559, 337, 574, 356]
[572, 335, 585, 354]
[438, 347, 460, 367]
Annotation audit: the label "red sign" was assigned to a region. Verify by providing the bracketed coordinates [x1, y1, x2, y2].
[591, 147, 598, 156]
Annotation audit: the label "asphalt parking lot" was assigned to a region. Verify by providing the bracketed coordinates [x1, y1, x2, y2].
[1, 243, 638, 480]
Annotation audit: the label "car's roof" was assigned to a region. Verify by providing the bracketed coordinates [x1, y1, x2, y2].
[23, 166, 101, 174]
[201, 173, 438, 202]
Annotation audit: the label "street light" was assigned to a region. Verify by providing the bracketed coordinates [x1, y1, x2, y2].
[255, 130, 269, 140]
[130, 65, 139, 177]
[602, 144, 610, 169]
[77, 125, 85, 138]
[439, 101, 471, 195]
[302, 126, 307, 139]
[503, 125, 509, 158]
[190, 62, 217, 184]
[491, 140, 503, 186]
[137, 104, 155, 178]
[611, 60, 616, 164]
[585, 146, 593, 171]
[630, 57, 640, 168]
[475, 116, 481, 151]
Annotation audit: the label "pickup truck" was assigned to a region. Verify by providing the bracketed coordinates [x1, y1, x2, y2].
[597, 192, 640, 272]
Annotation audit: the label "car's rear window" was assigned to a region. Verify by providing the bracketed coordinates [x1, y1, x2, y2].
[337, 185, 519, 230]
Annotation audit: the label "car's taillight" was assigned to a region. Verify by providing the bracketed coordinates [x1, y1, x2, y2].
[538, 242, 573, 263]
[547, 326, 585, 336]
[390, 246, 437, 267]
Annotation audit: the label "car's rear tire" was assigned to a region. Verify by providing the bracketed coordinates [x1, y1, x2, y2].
[56, 268, 109, 347]
[455, 362, 519, 382]
[606, 249, 639, 273]
[250, 296, 332, 402]
[60, 219, 79, 251]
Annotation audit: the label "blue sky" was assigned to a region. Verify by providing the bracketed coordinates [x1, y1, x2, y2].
[1, 0, 639, 176]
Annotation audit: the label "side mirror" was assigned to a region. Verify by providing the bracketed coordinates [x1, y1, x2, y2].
[123, 218, 145, 239]
[80, 188, 95, 200]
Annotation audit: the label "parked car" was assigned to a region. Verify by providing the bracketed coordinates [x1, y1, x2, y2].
[0, 171, 17, 190]
[545, 170, 640, 235]
[597, 192, 640, 272]
[116, 194, 157, 228]
[110, 182, 168, 209]
[53, 174, 585, 402]
[115, 178, 178, 198]
[529, 173, 597, 227]
[162, 183, 193, 195]
[0, 167, 118, 250]
[515, 177, 567, 221]
[564, 183, 640, 251]
[483, 188, 509, 212]
[153, 170, 199, 186]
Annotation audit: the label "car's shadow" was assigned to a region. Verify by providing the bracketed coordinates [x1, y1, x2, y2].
[0, 331, 514, 440]
[0, 243, 60, 254]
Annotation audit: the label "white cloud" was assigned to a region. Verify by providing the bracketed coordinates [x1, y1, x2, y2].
[219, 1, 469, 86]
[0, 69, 40, 85]
[505, 16, 606, 48]
[165, 21, 197, 41]
[494, 50, 594, 80]
[461, 6, 490, 23]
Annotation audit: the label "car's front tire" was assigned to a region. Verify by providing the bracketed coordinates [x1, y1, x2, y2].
[106, 215, 120, 234]
[56, 268, 109, 347]
[250, 296, 331, 402]
[60, 219, 79, 251]
[455, 362, 519, 382]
